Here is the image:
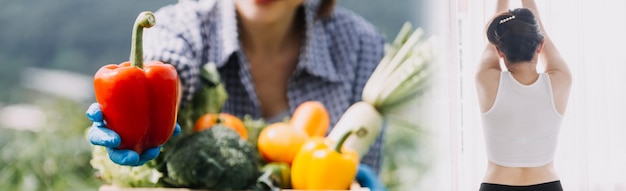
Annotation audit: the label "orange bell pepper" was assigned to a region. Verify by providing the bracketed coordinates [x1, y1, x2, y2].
[290, 130, 359, 190]
[257, 122, 308, 164]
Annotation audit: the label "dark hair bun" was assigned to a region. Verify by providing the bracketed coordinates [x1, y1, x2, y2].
[512, 8, 535, 21]
[486, 8, 544, 63]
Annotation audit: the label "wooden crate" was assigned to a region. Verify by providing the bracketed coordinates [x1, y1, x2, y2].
[99, 182, 370, 191]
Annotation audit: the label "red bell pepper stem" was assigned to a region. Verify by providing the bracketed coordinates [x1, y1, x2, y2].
[130, 11, 156, 69]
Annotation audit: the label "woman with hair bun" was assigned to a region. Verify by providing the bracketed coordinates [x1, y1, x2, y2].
[476, 0, 571, 190]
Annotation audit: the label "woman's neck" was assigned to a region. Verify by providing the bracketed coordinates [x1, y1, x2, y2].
[236, 9, 303, 56]
[506, 62, 538, 74]
[506, 62, 540, 85]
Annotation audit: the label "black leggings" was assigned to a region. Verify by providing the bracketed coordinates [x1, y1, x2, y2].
[479, 181, 563, 191]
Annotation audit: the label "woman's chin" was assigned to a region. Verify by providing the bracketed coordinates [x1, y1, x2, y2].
[253, 0, 277, 5]
[236, 0, 277, 12]
[236, 0, 280, 22]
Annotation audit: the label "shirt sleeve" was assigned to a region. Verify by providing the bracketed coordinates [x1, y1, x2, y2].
[142, 4, 204, 105]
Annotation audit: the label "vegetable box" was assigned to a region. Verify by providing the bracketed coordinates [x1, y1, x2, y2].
[98, 182, 371, 191]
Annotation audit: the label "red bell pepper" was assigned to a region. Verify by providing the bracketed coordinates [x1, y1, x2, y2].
[93, 12, 179, 154]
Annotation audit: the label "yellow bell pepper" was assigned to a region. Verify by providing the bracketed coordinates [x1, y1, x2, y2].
[290, 131, 359, 190]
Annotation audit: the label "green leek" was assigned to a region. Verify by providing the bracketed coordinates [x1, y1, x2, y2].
[328, 22, 437, 158]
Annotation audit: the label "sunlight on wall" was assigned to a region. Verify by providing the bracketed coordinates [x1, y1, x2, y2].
[0, 104, 46, 131]
[20, 67, 93, 102]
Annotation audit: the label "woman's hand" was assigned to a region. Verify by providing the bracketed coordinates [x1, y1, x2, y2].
[497, 0, 510, 13]
[86, 103, 181, 166]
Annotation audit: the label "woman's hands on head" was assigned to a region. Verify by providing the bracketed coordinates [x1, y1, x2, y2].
[497, 0, 510, 13]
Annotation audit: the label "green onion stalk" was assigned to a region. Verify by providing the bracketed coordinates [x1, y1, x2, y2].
[327, 22, 437, 158]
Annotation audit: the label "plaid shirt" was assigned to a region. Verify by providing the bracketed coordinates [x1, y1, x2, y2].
[143, 0, 386, 172]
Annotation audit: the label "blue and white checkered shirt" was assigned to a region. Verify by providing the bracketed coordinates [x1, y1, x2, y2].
[143, 0, 386, 172]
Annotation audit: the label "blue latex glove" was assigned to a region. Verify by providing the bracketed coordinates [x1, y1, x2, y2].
[356, 164, 387, 191]
[86, 103, 181, 166]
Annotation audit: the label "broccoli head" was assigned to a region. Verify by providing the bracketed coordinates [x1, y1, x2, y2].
[161, 125, 259, 190]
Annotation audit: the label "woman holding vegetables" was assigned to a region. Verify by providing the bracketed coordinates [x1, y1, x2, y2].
[86, 0, 387, 186]
[476, 0, 571, 190]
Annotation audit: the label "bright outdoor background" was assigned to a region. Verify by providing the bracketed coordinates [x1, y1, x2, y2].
[0, 0, 432, 190]
[424, 0, 626, 190]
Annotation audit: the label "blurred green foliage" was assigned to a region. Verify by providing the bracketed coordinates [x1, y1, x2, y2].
[382, 118, 432, 190]
[0, 0, 431, 190]
[0, 98, 97, 191]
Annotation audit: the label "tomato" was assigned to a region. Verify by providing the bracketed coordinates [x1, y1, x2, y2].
[194, 113, 248, 140]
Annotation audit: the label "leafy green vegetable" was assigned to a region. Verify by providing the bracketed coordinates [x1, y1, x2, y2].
[159, 125, 260, 190]
[177, 62, 228, 135]
[241, 115, 268, 147]
[361, 22, 436, 113]
[256, 162, 291, 190]
[90, 146, 161, 187]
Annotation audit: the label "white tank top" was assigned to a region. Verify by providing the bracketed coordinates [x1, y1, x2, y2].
[481, 71, 563, 167]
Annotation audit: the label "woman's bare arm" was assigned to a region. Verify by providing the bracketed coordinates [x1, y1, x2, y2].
[521, 0, 571, 78]
[522, 0, 571, 114]
[478, 0, 510, 72]
[496, 0, 510, 13]
[476, 0, 510, 113]
[478, 0, 509, 74]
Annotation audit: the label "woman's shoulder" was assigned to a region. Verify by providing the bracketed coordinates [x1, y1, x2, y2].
[323, 7, 385, 45]
[151, 0, 218, 32]
[319, 8, 385, 80]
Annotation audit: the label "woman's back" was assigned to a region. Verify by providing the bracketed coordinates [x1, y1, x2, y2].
[476, 0, 571, 189]
[482, 71, 562, 168]
[479, 70, 562, 185]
